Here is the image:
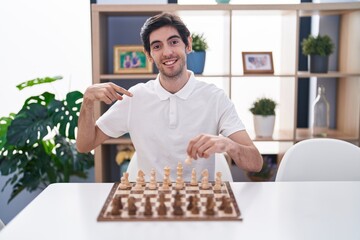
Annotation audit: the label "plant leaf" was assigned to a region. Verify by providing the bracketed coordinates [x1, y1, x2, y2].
[16, 76, 63, 91]
[50, 91, 83, 140]
[7, 104, 53, 147]
[0, 114, 14, 149]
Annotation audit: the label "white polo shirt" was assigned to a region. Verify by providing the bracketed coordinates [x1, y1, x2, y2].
[96, 72, 245, 181]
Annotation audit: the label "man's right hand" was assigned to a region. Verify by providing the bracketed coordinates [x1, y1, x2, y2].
[84, 82, 133, 105]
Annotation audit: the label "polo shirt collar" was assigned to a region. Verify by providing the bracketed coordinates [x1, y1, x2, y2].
[155, 71, 196, 100]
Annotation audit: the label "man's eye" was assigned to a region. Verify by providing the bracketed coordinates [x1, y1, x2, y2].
[170, 40, 179, 45]
[152, 44, 161, 50]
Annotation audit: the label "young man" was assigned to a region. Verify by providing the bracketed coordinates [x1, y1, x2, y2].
[76, 12, 262, 180]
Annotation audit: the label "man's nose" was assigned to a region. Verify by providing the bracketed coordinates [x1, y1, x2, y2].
[162, 44, 173, 56]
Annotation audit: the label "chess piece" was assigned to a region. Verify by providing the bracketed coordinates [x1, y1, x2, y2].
[219, 196, 227, 210]
[190, 168, 198, 186]
[224, 202, 233, 214]
[127, 197, 137, 216]
[191, 195, 200, 215]
[148, 169, 157, 190]
[134, 170, 145, 190]
[123, 172, 131, 188]
[137, 170, 146, 186]
[144, 196, 153, 216]
[172, 193, 184, 216]
[187, 195, 194, 210]
[205, 196, 215, 216]
[119, 172, 130, 190]
[176, 162, 184, 189]
[161, 166, 172, 190]
[110, 195, 122, 215]
[213, 171, 222, 190]
[185, 155, 193, 165]
[163, 166, 172, 187]
[201, 169, 210, 189]
[157, 192, 167, 215]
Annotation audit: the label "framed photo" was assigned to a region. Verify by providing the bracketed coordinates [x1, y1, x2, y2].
[242, 52, 274, 74]
[114, 45, 153, 74]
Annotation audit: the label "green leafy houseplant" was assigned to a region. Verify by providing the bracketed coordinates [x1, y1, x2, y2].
[301, 34, 335, 73]
[187, 33, 209, 74]
[191, 33, 209, 52]
[301, 34, 334, 56]
[0, 76, 93, 203]
[249, 97, 277, 116]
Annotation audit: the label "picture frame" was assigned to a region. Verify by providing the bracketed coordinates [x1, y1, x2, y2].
[114, 45, 153, 74]
[242, 52, 274, 74]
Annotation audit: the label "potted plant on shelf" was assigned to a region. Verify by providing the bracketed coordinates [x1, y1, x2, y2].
[301, 34, 335, 73]
[0, 76, 94, 203]
[187, 32, 209, 74]
[249, 97, 277, 138]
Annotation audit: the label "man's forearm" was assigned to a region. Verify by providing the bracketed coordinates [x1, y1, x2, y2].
[76, 99, 97, 153]
[226, 141, 263, 172]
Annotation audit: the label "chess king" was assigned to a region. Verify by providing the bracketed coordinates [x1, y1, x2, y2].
[76, 12, 263, 181]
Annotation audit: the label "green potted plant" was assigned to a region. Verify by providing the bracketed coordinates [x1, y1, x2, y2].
[187, 32, 209, 74]
[301, 34, 335, 73]
[0, 76, 93, 203]
[249, 97, 277, 138]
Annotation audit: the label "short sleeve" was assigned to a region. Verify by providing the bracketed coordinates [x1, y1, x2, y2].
[96, 96, 131, 138]
[217, 91, 245, 137]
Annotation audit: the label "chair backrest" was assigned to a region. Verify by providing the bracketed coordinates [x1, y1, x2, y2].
[126, 152, 233, 182]
[0, 218, 5, 231]
[276, 138, 360, 181]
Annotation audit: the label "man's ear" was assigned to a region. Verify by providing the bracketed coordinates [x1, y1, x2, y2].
[186, 36, 193, 54]
[144, 50, 153, 62]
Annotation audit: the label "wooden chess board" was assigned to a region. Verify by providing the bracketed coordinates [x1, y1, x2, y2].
[97, 182, 242, 221]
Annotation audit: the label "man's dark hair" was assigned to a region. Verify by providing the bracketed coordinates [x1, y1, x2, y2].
[140, 12, 190, 54]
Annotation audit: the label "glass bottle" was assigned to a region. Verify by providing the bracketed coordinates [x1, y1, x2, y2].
[311, 85, 330, 137]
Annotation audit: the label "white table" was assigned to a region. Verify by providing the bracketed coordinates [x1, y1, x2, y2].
[0, 182, 359, 240]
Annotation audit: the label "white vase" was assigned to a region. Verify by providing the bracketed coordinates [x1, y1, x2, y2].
[253, 115, 275, 137]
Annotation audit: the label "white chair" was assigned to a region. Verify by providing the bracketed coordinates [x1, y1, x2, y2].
[126, 152, 233, 182]
[276, 138, 360, 181]
[0, 218, 5, 231]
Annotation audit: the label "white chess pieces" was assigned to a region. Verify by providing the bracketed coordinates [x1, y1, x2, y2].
[134, 170, 145, 190]
[213, 171, 223, 190]
[175, 162, 185, 190]
[185, 155, 193, 165]
[119, 172, 130, 189]
[148, 169, 157, 190]
[190, 168, 198, 186]
[161, 166, 171, 190]
[201, 169, 210, 189]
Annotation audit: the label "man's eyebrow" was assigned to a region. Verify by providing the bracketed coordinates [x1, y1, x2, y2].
[150, 35, 181, 47]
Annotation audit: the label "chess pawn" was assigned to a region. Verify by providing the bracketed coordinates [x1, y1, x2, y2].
[190, 168, 198, 186]
[201, 169, 210, 189]
[148, 169, 157, 190]
[164, 166, 172, 186]
[123, 172, 131, 188]
[119, 172, 130, 190]
[213, 171, 222, 190]
[137, 170, 146, 186]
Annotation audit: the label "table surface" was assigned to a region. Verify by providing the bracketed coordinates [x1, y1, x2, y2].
[0, 182, 359, 240]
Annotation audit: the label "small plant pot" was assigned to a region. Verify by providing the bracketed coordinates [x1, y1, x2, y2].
[187, 51, 206, 74]
[253, 115, 275, 137]
[309, 55, 329, 73]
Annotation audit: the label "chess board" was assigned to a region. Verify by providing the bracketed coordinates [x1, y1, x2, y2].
[97, 182, 242, 221]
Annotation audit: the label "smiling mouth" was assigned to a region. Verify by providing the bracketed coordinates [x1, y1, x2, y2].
[163, 59, 177, 66]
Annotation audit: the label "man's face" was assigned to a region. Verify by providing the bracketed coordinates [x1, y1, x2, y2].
[147, 26, 191, 79]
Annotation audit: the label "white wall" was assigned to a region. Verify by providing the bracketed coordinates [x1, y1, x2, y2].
[0, 0, 92, 225]
[0, 0, 92, 117]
